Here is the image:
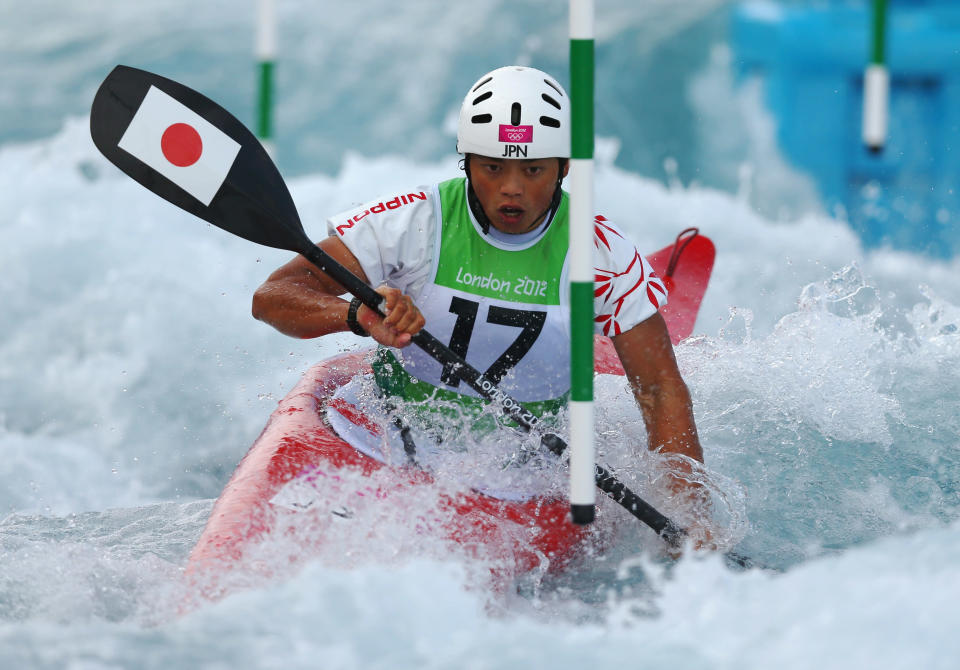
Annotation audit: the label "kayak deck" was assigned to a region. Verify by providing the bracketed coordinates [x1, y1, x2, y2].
[185, 346, 625, 587]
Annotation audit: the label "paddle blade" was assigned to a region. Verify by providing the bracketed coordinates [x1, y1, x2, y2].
[90, 65, 312, 254]
[647, 230, 716, 344]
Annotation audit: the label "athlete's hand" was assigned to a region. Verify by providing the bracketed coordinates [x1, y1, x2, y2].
[356, 285, 425, 348]
[661, 469, 718, 557]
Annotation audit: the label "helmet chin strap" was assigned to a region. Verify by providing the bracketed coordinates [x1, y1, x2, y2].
[462, 157, 567, 236]
[464, 168, 494, 235]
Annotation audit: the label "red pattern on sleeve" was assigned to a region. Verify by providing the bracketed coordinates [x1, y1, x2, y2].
[593, 215, 622, 252]
[592, 215, 666, 336]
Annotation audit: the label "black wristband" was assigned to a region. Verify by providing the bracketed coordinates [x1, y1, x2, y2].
[346, 297, 370, 336]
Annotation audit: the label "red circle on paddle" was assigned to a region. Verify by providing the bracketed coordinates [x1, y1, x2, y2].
[160, 123, 203, 167]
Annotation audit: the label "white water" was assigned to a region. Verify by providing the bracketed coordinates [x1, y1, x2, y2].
[3, 1, 960, 668]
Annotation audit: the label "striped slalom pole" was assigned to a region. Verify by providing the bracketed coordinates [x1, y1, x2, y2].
[862, 0, 888, 152]
[569, 0, 595, 526]
[256, 0, 277, 156]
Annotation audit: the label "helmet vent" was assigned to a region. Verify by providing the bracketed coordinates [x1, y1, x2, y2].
[472, 77, 493, 92]
[511, 102, 522, 126]
[543, 79, 564, 97]
[471, 114, 492, 124]
[472, 91, 493, 105]
[540, 116, 561, 128]
[541, 93, 561, 110]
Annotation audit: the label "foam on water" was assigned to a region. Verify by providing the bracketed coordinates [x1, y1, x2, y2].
[3, 3, 960, 664]
[2, 112, 959, 667]
[3, 512, 960, 669]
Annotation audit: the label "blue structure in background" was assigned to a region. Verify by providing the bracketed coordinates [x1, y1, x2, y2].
[731, 0, 960, 257]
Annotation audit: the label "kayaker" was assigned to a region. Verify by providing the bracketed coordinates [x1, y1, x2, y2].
[252, 65, 711, 547]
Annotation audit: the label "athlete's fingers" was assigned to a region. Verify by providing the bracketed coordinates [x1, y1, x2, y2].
[375, 286, 404, 326]
[375, 287, 397, 317]
[355, 286, 422, 347]
[374, 286, 422, 333]
[410, 310, 426, 333]
[384, 294, 411, 328]
[391, 298, 423, 333]
[355, 296, 410, 348]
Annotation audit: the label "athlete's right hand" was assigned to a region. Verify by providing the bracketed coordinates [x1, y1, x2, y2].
[355, 285, 425, 348]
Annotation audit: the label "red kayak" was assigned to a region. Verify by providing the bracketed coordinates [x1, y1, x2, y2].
[185, 231, 714, 594]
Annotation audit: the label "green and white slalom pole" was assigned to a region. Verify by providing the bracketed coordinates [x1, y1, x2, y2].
[862, 0, 888, 153]
[569, 0, 595, 526]
[255, 0, 276, 157]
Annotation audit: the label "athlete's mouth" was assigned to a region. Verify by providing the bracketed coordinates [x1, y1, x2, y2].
[498, 205, 525, 219]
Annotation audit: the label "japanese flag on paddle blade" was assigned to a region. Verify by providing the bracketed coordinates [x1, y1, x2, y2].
[118, 86, 240, 206]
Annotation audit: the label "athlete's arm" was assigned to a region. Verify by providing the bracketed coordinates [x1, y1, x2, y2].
[611, 312, 702, 462]
[251, 236, 424, 347]
[612, 313, 714, 549]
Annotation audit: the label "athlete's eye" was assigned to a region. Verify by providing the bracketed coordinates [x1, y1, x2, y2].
[526, 166, 544, 177]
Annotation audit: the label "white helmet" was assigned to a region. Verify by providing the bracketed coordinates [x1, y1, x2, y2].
[456, 66, 570, 160]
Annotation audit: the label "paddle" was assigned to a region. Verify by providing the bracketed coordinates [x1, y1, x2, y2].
[89, 64, 752, 567]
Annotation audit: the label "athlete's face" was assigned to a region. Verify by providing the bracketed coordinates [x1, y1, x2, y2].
[469, 155, 568, 235]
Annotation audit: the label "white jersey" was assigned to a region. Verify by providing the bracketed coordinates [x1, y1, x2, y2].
[327, 181, 666, 339]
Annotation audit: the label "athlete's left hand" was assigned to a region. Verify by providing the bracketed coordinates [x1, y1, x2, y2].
[662, 470, 718, 556]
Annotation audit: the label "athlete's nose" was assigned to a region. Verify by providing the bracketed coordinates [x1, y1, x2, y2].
[499, 167, 523, 197]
